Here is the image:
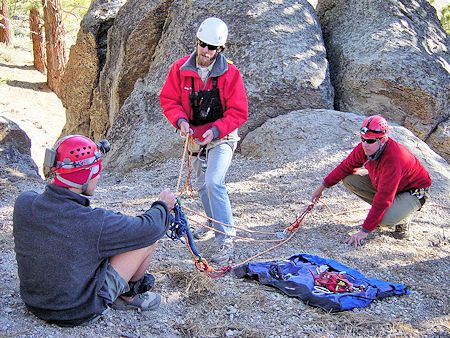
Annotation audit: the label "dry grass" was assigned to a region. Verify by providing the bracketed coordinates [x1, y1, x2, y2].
[161, 269, 217, 304]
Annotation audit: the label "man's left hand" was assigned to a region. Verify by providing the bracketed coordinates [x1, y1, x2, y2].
[196, 129, 214, 145]
[345, 229, 369, 248]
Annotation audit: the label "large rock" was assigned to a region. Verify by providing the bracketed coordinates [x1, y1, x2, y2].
[59, 0, 126, 137]
[241, 109, 450, 195]
[0, 116, 40, 180]
[106, 0, 333, 171]
[316, 0, 450, 161]
[89, 0, 172, 141]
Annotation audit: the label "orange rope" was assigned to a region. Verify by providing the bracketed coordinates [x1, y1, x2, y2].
[227, 203, 314, 272]
[188, 204, 314, 277]
[284, 203, 315, 233]
[182, 233, 231, 277]
[175, 136, 191, 195]
[179, 150, 194, 197]
[188, 217, 283, 243]
[319, 200, 368, 217]
[184, 205, 278, 236]
[174, 133, 315, 278]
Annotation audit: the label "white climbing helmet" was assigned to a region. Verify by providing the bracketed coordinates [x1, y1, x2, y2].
[196, 17, 228, 47]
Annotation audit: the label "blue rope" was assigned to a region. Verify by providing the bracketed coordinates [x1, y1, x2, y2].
[166, 200, 202, 259]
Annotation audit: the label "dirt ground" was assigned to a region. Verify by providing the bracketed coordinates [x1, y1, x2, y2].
[1, 44, 449, 337]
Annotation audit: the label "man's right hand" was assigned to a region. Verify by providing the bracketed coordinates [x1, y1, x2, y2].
[179, 121, 193, 137]
[311, 184, 326, 204]
[158, 188, 176, 210]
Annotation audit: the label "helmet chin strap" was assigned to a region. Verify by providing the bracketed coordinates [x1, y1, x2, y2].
[368, 138, 388, 161]
[55, 165, 98, 194]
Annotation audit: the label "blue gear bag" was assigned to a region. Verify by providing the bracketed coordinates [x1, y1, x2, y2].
[234, 253, 410, 312]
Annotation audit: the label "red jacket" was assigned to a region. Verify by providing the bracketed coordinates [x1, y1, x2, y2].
[323, 139, 432, 232]
[159, 53, 248, 141]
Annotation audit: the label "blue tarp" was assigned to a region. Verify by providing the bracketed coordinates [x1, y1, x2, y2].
[234, 253, 410, 312]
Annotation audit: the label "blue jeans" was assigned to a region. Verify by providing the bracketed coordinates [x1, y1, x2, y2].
[192, 142, 236, 243]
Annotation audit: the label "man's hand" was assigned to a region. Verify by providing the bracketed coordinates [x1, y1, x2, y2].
[158, 188, 177, 210]
[196, 129, 214, 145]
[311, 184, 326, 204]
[353, 168, 368, 176]
[345, 229, 369, 248]
[179, 121, 193, 137]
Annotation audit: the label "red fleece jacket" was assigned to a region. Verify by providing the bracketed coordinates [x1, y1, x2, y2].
[159, 54, 248, 141]
[324, 139, 431, 231]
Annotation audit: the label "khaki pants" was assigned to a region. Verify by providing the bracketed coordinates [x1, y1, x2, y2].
[342, 174, 423, 226]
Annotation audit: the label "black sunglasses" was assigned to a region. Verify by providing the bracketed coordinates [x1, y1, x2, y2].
[360, 136, 380, 144]
[197, 39, 219, 51]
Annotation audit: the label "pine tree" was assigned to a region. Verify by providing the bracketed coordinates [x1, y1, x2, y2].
[0, 0, 12, 45]
[30, 6, 47, 73]
[42, 0, 67, 95]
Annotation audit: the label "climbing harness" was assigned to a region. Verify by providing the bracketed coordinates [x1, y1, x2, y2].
[311, 270, 355, 293]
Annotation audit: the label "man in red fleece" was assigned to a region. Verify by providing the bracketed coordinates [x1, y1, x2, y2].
[160, 17, 248, 263]
[311, 115, 431, 247]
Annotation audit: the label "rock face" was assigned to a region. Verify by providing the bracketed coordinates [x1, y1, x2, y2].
[316, 0, 450, 161]
[62, 0, 449, 172]
[106, 0, 333, 171]
[59, 0, 126, 137]
[0, 117, 40, 180]
[88, 0, 172, 141]
[241, 109, 450, 194]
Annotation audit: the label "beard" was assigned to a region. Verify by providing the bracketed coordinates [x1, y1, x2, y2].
[196, 51, 217, 67]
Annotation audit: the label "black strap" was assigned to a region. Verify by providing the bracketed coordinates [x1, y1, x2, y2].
[191, 76, 218, 93]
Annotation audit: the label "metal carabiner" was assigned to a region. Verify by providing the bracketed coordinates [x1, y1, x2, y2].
[312, 286, 333, 295]
[197, 147, 207, 173]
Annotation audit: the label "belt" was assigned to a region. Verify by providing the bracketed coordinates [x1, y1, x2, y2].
[190, 146, 207, 157]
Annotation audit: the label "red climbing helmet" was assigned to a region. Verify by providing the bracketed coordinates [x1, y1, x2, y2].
[44, 135, 110, 192]
[49, 135, 103, 174]
[360, 115, 390, 139]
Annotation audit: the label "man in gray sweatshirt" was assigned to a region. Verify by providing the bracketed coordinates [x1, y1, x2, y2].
[13, 135, 176, 326]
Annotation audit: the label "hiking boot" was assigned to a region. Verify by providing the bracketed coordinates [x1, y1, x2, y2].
[121, 273, 155, 297]
[193, 223, 214, 239]
[392, 223, 409, 240]
[112, 291, 161, 311]
[210, 242, 234, 265]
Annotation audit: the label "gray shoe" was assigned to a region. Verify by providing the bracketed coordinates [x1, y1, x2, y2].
[112, 291, 161, 311]
[392, 223, 409, 240]
[193, 224, 214, 239]
[210, 242, 234, 264]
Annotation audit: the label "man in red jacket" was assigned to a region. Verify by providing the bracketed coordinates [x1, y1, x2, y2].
[160, 17, 248, 263]
[311, 115, 431, 247]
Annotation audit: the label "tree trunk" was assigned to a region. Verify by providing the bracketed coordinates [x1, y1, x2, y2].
[0, 0, 12, 45]
[42, 0, 67, 95]
[29, 7, 47, 74]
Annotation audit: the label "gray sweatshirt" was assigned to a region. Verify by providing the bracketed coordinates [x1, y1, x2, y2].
[13, 184, 170, 325]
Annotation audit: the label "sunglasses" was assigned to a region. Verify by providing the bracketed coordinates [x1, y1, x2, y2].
[360, 136, 380, 144]
[197, 39, 219, 51]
